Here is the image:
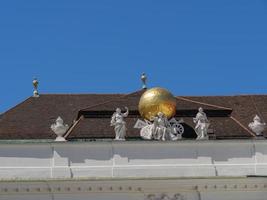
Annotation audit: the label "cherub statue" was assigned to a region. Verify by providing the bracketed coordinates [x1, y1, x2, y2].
[193, 107, 210, 140]
[248, 115, 266, 136]
[111, 107, 129, 140]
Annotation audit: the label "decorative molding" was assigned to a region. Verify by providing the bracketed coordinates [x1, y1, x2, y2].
[145, 193, 185, 200]
[0, 178, 266, 195]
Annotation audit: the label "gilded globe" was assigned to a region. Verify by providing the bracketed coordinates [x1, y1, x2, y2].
[138, 87, 177, 120]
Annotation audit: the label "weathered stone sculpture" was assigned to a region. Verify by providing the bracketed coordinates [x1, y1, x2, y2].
[151, 112, 169, 141]
[51, 117, 69, 141]
[136, 86, 184, 141]
[193, 107, 209, 140]
[111, 107, 129, 140]
[134, 112, 184, 141]
[248, 115, 266, 136]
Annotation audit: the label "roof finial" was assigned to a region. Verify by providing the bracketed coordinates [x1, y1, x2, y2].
[32, 78, 39, 97]
[248, 114, 266, 136]
[141, 73, 147, 89]
[51, 116, 68, 141]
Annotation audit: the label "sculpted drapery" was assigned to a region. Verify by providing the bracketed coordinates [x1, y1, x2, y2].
[111, 107, 129, 140]
[193, 107, 209, 140]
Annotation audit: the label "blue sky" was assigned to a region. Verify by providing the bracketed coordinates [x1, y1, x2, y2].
[0, 0, 266, 112]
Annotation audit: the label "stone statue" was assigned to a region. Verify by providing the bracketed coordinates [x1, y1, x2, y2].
[248, 115, 266, 136]
[111, 107, 129, 140]
[152, 112, 173, 141]
[51, 117, 69, 141]
[193, 107, 209, 140]
[134, 112, 184, 141]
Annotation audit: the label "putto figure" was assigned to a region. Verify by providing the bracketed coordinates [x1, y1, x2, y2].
[193, 107, 210, 140]
[111, 107, 129, 140]
[248, 115, 266, 136]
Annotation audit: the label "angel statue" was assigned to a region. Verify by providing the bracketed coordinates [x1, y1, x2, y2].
[111, 107, 129, 140]
[193, 107, 210, 140]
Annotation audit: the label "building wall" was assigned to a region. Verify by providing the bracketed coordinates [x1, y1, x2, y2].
[0, 178, 267, 200]
[0, 140, 266, 179]
[0, 140, 267, 199]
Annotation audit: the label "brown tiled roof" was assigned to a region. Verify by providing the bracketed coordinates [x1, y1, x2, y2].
[184, 95, 267, 137]
[80, 91, 232, 113]
[0, 94, 123, 139]
[0, 91, 266, 140]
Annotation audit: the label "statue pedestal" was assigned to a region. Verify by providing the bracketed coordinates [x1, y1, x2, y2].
[55, 136, 67, 142]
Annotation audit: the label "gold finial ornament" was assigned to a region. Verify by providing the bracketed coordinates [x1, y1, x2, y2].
[138, 87, 177, 120]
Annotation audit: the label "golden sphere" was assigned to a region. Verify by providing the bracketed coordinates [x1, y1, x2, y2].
[138, 87, 177, 120]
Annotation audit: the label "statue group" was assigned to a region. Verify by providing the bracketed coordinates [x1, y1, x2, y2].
[134, 112, 184, 141]
[111, 107, 210, 141]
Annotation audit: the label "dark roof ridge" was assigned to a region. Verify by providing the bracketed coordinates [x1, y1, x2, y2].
[79, 89, 145, 112]
[38, 93, 124, 96]
[176, 96, 232, 110]
[231, 94, 267, 96]
[179, 94, 267, 97]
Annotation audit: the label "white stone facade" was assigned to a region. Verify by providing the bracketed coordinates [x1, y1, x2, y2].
[0, 140, 267, 199]
[0, 140, 266, 179]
